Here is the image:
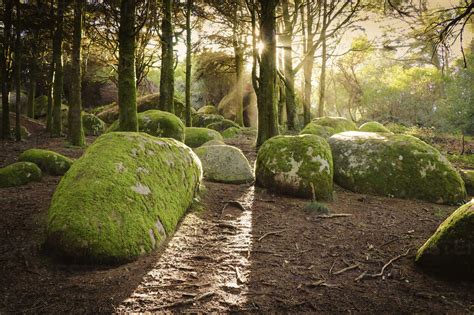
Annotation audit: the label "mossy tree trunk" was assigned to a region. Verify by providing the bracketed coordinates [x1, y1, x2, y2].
[118, 0, 138, 131]
[1, 0, 13, 139]
[256, 0, 279, 147]
[14, 0, 21, 141]
[68, 0, 85, 146]
[318, 26, 327, 118]
[26, 30, 39, 118]
[46, 1, 54, 132]
[185, 0, 192, 127]
[302, 1, 313, 126]
[51, 0, 64, 137]
[232, 12, 244, 127]
[159, 0, 175, 114]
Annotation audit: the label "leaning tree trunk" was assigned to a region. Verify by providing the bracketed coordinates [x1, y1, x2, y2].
[256, 0, 279, 147]
[185, 0, 192, 127]
[68, 0, 85, 146]
[14, 0, 21, 141]
[51, 0, 65, 137]
[26, 30, 39, 118]
[1, 0, 13, 139]
[159, 0, 175, 113]
[118, 0, 138, 131]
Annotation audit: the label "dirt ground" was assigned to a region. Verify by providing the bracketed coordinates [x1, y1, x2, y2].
[1, 118, 474, 313]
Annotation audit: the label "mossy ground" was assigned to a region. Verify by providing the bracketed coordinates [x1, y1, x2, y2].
[255, 134, 333, 200]
[46, 132, 202, 263]
[0, 162, 42, 188]
[329, 132, 466, 204]
[185, 127, 223, 148]
[107, 110, 185, 142]
[18, 148, 73, 176]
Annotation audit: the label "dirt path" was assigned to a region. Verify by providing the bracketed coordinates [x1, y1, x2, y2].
[1, 124, 474, 313]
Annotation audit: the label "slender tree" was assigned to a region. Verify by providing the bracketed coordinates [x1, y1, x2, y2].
[1, 0, 13, 139]
[51, 0, 65, 137]
[159, 0, 175, 113]
[26, 29, 39, 118]
[118, 0, 138, 131]
[14, 0, 21, 141]
[185, 0, 193, 126]
[318, 0, 328, 117]
[46, 0, 55, 132]
[68, 0, 85, 146]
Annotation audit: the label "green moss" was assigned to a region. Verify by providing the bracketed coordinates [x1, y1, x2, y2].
[107, 110, 185, 142]
[194, 145, 254, 184]
[197, 105, 218, 115]
[46, 132, 202, 263]
[460, 170, 474, 195]
[207, 119, 239, 132]
[303, 201, 330, 214]
[415, 200, 474, 278]
[201, 139, 225, 147]
[18, 149, 73, 176]
[185, 127, 223, 148]
[359, 121, 391, 133]
[0, 162, 42, 188]
[312, 116, 357, 133]
[328, 131, 466, 204]
[192, 113, 225, 127]
[255, 134, 334, 200]
[82, 113, 106, 136]
[300, 122, 336, 139]
[448, 154, 474, 169]
[221, 126, 242, 139]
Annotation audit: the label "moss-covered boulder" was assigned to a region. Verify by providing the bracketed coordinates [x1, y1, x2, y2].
[107, 110, 184, 142]
[300, 122, 336, 139]
[222, 126, 242, 139]
[460, 170, 474, 195]
[197, 105, 218, 115]
[18, 149, 73, 176]
[83, 113, 106, 136]
[312, 116, 357, 133]
[201, 139, 226, 147]
[415, 200, 474, 278]
[328, 131, 466, 204]
[359, 121, 391, 133]
[195, 145, 254, 184]
[45, 132, 202, 263]
[185, 127, 223, 148]
[34, 95, 49, 118]
[0, 162, 42, 188]
[192, 113, 225, 128]
[10, 126, 31, 138]
[207, 119, 240, 132]
[255, 135, 333, 200]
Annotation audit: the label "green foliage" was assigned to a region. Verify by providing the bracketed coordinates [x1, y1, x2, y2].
[303, 201, 330, 214]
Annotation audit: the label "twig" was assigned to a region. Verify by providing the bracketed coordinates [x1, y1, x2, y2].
[381, 235, 412, 247]
[151, 291, 215, 310]
[314, 214, 352, 219]
[235, 266, 245, 284]
[355, 249, 411, 281]
[332, 263, 360, 275]
[257, 229, 287, 242]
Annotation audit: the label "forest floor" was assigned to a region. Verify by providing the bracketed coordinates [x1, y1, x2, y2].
[1, 117, 474, 313]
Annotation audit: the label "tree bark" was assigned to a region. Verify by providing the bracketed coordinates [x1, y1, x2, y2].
[317, 1, 328, 118]
[302, 0, 313, 125]
[233, 12, 244, 127]
[68, 0, 85, 146]
[256, 0, 279, 147]
[14, 0, 21, 141]
[26, 30, 39, 118]
[185, 0, 192, 126]
[1, 0, 13, 139]
[159, 0, 175, 113]
[51, 0, 65, 137]
[118, 0, 138, 131]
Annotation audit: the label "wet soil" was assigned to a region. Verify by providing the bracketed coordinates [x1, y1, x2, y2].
[1, 119, 473, 313]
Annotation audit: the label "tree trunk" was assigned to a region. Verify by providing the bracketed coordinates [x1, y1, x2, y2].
[233, 14, 244, 127]
[46, 0, 54, 132]
[1, 0, 13, 139]
[118, 0, 138, 131]
[256, 0, 279, 147]
[68, 0, 85, 146]
[14, 0, 21, 141]
[317, 1, 328, 118]
[302, 0, 313, 125]
[185, 0, 192, 127]
[51, 0, 64, 137]
[26, 30, 39, 118]
[159, 0, 175, 113]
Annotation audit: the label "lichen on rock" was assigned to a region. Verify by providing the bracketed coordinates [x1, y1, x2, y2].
[415, 200, 474, 278]
[460, 170, 474, 195]
[185, 127, 223, 148]
[45, 132, 202, 263]
[328, 131, 466, 204]
[107, 110, 185, 142]
[83, 113, 106, 136]
[201, 139, 226, 147]
[194, 144, 254, 184]
[18, 148, 73, 176]
[0, 162, 42, 188]
[358, 121, 392, 133]
[255, 134, 333, 200]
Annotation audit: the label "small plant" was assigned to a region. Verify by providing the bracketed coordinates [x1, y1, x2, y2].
[303, 183, 331, 214]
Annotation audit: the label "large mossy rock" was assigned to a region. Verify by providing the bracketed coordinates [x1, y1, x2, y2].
[83, 113, 106, 136]
[192, 113, 225, 128]
[197, 105, 218, 115]
[460, 170, 474, 195]
[34, 95, 49, 118]
[107, 110, 185, 142]
[300, 122, 336, 139]
[313, 116, 357, 133]
[194, 145, 254, 184]
[359, 121, 391, 133]
[255, 135, 333, 200]
[0, 162, 42, 188]
[18, 149, 73, 176]
[328, 131, 466, 204]
[207, 119, 240, 132]
[46, 132, 202, 263]
[221, 126, 242, 139]
[415, 200, 474, 278]
[185, 127, 223, 148]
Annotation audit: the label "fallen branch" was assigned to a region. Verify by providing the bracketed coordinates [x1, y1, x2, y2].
[257, 229, 287, 242]
[355, 249, 411, 281]
[332, 263, 360, 275]
[151, 291, 215, 310]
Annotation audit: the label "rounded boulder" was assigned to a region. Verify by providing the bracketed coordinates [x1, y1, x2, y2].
[18, 149, 73, 176]
[185, 127, 223, 148]
[0, 162, 42, 188]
